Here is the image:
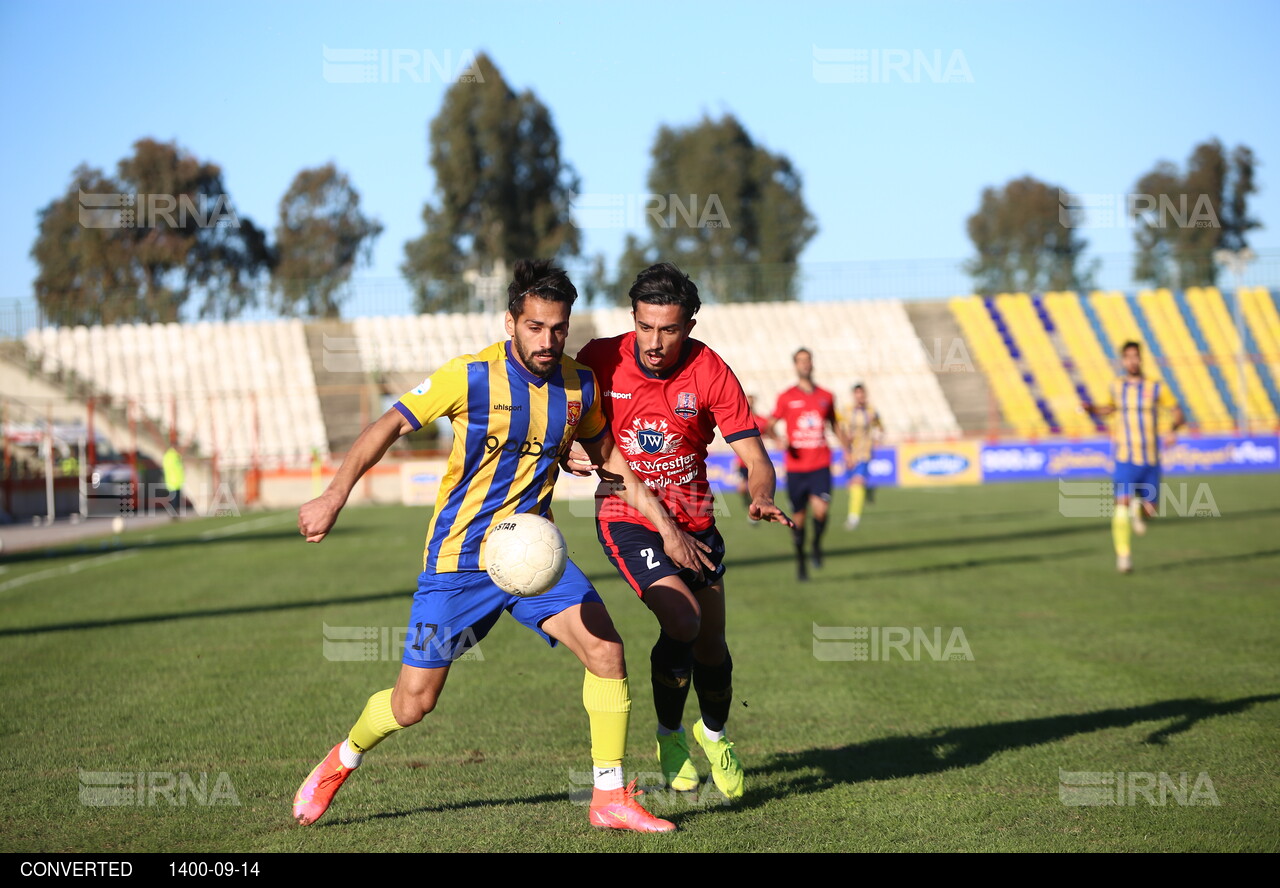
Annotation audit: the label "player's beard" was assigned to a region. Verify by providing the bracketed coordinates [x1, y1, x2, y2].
[514, 337, 562, 378]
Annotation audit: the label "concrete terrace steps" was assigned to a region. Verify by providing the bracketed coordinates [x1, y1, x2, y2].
[304, 319, 375, 456]
[903, 300, 993, 435]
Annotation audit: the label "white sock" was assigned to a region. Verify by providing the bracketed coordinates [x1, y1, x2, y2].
[338, 739, 364, 769]
[656, 724, 683, 737]
[593, 764, 624, 792]
[702, 723, 725, 743]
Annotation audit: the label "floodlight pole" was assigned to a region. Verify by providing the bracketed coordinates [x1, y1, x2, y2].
[1213, 248, 1255, 434]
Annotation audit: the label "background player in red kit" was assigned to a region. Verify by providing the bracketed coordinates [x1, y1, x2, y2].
[734, 395, 773, 523]
[569, 263, 792, 801]
[769, 348, 844, 581]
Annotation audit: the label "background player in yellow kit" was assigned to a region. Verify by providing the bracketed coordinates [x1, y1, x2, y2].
[1084, 340, 1185, 573]
[841, 383, 883, 530]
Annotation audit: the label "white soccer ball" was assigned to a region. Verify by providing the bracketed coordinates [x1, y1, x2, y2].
[485, 513, 567, 598]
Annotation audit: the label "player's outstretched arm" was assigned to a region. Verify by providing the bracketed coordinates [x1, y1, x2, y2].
[1163, 404, 1187, 447]
[298, 408, 414, 543]
[730, 435, 794, 528]
[580, 434, 715, 574]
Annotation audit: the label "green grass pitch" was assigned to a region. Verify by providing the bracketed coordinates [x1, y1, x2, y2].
[1, 476, 1277, 852]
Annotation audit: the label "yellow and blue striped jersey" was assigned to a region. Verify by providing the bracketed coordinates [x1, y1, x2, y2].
[1104, 377, 1177, 466]
[394, 340, 607, 573]
[840, 404, 880, 463]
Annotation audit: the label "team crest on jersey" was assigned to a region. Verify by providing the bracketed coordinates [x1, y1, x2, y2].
[674, 391, 698, 418]
[566, 400, 582, 426]
[618, 417, 684, 457]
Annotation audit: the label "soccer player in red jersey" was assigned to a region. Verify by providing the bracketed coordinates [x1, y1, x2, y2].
[569, 263, 793, 800]
[769, 348, 844, 581]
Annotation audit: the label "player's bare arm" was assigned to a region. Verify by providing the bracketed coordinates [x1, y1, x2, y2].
[298, 408, 414, 543]
[1084, 402, 1116, 418]
[730, 435, 794, 527]
[580, 433, 716, 574]
[1163, 404, 1187, 447]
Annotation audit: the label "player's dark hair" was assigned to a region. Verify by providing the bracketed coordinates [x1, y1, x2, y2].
[852, 383, 865, 392]
[793, 347, 812, 362]
[628, 262, 701, 321]
[507, 258, 578, 317]
[1120, 340, 1141, 355]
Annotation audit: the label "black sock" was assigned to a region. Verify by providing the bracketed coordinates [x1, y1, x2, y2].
[650, 631, 695, 731]
[792, 522, 806, 552]
[693, 651, 733, 733]
[813, 516, 827, 554]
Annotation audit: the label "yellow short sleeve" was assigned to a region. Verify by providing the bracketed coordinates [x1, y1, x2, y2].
[394, 359, 468, 430]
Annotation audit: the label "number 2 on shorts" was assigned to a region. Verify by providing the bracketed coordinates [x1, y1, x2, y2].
[640, 547, 660, 569]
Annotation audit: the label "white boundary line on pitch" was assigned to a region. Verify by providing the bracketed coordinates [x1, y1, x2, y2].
[198, 514, 295, 540]
[0, 550, 139, 595]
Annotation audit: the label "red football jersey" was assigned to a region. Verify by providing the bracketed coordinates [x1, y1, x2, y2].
[576, 333, 759, 532]
[772, 384, 837, 473]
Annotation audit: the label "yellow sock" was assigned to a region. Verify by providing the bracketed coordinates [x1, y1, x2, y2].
[582, 671, 630, 769]
[347, 688, 405, 755]
[1112, 509, 1131, 558]
[850, 484, 866, 519]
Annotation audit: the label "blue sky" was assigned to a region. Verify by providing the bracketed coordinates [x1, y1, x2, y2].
[2, 0, 1278, 313]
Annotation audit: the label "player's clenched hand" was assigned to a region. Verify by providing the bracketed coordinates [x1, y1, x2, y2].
[559, 441, 597, 477]
[750, 497, 795, 528]
[661, 528, 716, 576]
[298, 493, 343, 543]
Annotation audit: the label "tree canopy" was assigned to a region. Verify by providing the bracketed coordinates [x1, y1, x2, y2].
[401, 53, 581, 312]
[32, 139, 270, 325]
[965, 175, 1093, 295]
[618, 114, 816, 303]
[272, 164, 383, 318]
[1132, 139, 1259, 287]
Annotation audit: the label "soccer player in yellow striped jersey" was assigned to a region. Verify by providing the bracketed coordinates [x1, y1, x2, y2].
[1085, 340, 1185, 573]
[291, 260, 714, 833]
[841, 383, 882, 530]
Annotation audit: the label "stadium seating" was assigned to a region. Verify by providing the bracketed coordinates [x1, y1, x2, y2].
[350, 301, 962, 444]
[1185, 287, 1277, 427]
[21, 289, 1276, 472]
[949, 295, 1050, 437]
[1135, 288, 1233, 432]
[23, 320, 328, 468]
[994, 293, 1094, 435]
[1243, 287, 1280, 405]
[1041, 292, 1112, 429]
